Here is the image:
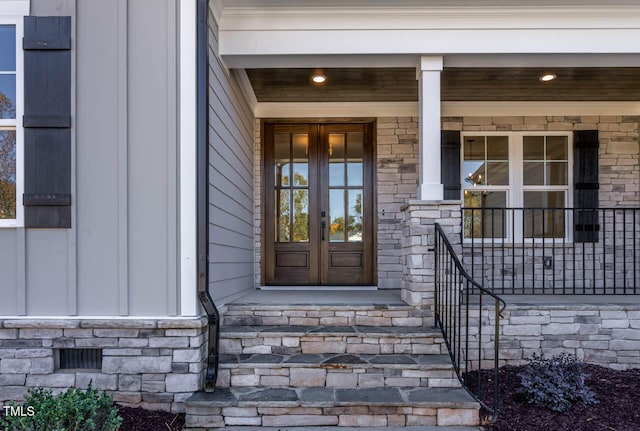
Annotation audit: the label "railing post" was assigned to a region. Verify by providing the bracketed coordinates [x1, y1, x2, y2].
[434, 225, 440, 327]
[493, 297, 501, 421]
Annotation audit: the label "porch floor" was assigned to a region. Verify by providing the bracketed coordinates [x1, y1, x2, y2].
[228, 289, 407, 306]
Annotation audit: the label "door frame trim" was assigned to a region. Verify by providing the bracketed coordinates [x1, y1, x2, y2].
[260, 118, 378, 287]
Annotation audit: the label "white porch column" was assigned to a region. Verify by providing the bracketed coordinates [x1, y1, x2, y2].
[416, 56, 444, 201]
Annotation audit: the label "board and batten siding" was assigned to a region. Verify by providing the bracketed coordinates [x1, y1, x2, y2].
[207, 10, 255, 305]
[0, 0, 182, 317]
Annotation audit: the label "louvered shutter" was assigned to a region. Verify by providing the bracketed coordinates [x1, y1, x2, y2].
[441, 130, 461, 200]
[573, 130, 599, 242]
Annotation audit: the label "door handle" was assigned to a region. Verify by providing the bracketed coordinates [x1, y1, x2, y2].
[321, 220, 326, 241]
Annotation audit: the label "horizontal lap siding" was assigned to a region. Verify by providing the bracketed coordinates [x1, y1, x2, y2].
[208, 12, 254, 305]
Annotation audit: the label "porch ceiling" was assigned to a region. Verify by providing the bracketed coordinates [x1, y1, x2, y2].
[246, 67, 640, 102]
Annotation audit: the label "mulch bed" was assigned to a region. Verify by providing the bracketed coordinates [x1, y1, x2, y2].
[469, 364, 640, 431]
[117, 406, 185, 431]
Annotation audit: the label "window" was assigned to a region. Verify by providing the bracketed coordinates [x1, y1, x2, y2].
[0, 19, 22, 227]
[462, 132, 571, 241]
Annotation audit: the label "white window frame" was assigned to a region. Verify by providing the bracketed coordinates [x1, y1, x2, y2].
[461, 131, 573, 244]
[0, 13, 24, 228]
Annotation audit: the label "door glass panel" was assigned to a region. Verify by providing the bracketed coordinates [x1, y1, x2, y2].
[524, 191, 565, 238]
[329, 189, 345, 242]
[463, 190, 507, 238]
[293, 164, 308, 186]
[329, 163, 344, 187]
[347, 163, 363, 187]
[347, 132, 364, 158]
[276, 189, 290, 242]
[347, 190, 363, 242]
[292, 134, 308, 186]
[274, 134, 290, 186]
[292, 189, 309, 242]
[329, 134, 345, 159]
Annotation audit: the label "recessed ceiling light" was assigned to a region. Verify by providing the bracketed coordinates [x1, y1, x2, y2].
[311, 74, 327, 84]
[539, 73, 557, 82]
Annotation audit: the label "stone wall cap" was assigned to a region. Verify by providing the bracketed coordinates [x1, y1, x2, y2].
[401, 200, 462, 211]
[1, 316, 208, 329]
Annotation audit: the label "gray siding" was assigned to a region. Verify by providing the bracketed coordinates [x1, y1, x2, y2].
[0, 230, 18, 315]
[208, 12, 255, 305]
[0, 0, 181, 317]
[126, 0, 178, 316]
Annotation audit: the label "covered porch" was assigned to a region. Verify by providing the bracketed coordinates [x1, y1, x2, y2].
[209, 1, 640, 307]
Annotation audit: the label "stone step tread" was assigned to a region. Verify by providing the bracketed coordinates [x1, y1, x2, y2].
[225, 304, 415, 311]
[186, 387, 478, 409]
[221, 325, 442, 338]
[220, 353, 454, 369]
[192, 427, 484, 431]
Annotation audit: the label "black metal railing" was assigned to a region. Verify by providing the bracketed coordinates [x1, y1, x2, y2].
[435, 223, 506, 421]
[462, 207, 640, 295]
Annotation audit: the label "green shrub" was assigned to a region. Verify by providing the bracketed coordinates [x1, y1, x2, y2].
[0, 383, 122, 431]
[518, 352, 598, 412]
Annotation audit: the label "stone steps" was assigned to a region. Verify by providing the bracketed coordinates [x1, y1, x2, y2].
[222, 304, 429, 327]
[220, 325, 447, 355]
[185, 387, 479, 428]
[218, 352, 459, 389]
[185, 301, 479, 429]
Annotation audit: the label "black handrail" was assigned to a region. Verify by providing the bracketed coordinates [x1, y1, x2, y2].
[434, 223, 506, 421]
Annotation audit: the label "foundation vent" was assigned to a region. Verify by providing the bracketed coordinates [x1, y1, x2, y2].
[57, 348, 103, 370]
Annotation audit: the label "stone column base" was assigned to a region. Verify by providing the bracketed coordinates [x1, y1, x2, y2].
[400, 200, 462, 310]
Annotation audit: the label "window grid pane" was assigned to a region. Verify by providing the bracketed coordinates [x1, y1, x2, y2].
[0, 128, 16, 219]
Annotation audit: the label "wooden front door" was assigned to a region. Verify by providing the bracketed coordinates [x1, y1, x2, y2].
[263, 122, 375, 286]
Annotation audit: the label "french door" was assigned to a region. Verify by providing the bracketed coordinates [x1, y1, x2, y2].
[263, 122, 375, 286]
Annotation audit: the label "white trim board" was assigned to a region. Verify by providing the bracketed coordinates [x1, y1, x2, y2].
[0, 0, 29, 16]
[179, 0, 198, 317]
[219, 6, 640, 32]
[254, 101, 640, 118]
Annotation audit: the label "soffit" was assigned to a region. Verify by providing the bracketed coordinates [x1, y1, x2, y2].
[246, 67, 640, 102]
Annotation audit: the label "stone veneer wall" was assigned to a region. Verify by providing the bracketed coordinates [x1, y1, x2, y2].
[0, 317, 207, 412]
[469, 304, 640, 370]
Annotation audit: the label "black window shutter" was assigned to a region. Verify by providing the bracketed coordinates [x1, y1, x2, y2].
[23, 16, 72, 228]
[573, 130, 599, 242]
[441, 130, 461, 200]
